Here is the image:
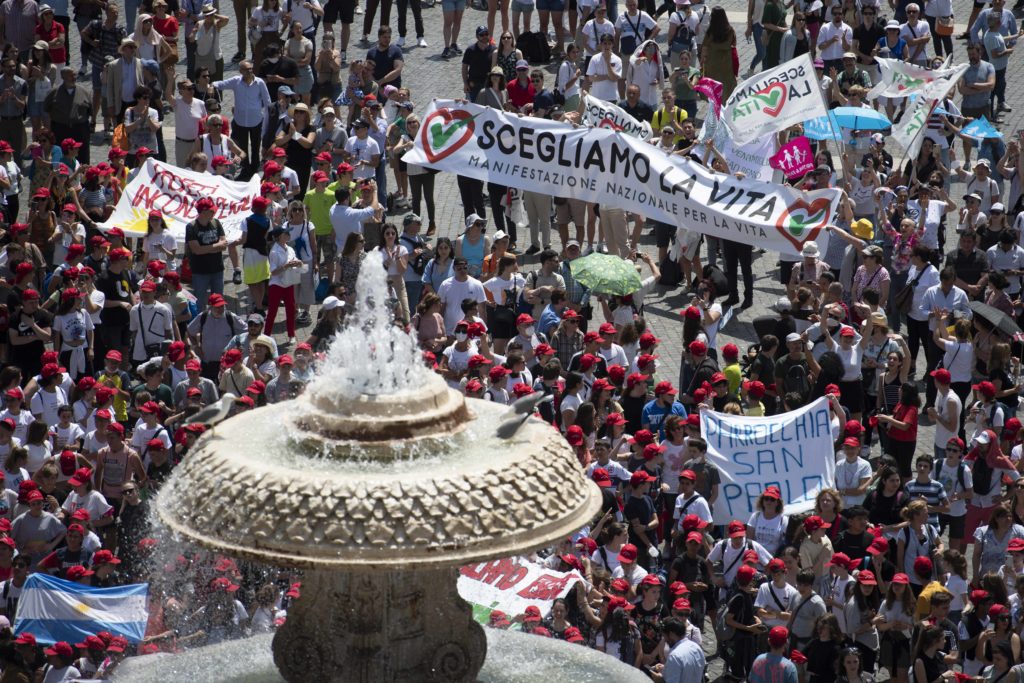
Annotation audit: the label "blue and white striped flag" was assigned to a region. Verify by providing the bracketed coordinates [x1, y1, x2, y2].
[13, 574, 149, 645]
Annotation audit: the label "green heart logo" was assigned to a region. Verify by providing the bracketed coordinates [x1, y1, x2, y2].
[775, 198, 831, 253]
[787, 208, 827, 236]
[421, 108, 477, 164]
[754, 82, 787, 117]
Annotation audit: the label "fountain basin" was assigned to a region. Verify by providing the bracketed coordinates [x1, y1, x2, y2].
[111, 629, 651, 683]
[157, 391, 602, 570]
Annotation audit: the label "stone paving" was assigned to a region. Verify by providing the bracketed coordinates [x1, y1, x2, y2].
[53, 1, 1024, 678]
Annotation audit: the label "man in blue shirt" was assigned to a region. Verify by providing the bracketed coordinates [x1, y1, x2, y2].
[749, 626, 799, 683]
[641, 381, 687, 439]
[653, 617, 706, 683]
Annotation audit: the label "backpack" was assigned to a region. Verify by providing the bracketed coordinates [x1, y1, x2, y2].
[972, 455, 997, 497]
[714, 600, 736, 642]
[658, 253, 683, 288]
[517, 31, 551, 64]
[399, 234, 430, 275]
[669, 12, 694, 53]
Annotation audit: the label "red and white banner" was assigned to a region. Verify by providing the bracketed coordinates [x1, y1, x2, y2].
[458, 557, 584, 623]
[770, 136, 815, 179]
[99, 159, 261, 243]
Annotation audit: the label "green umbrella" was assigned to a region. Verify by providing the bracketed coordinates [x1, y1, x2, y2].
[569, 252, 643, 297]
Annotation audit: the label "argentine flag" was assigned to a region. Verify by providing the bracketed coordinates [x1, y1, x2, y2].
[13, 574, 149, 645]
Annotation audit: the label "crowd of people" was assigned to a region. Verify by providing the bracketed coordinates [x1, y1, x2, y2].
[0, 0, 1024, 677]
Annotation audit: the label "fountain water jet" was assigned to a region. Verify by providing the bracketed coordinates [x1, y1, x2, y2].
[147, 257, 643, 682]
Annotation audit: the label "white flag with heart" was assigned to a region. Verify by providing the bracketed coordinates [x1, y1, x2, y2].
[722, 54, 829, 147]
[867, 59, 968, 100]
[890, 71, 965, 157]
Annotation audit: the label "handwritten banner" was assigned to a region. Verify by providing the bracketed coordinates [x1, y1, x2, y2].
[99, 159, 261, 243]
[458, 557, 584, 623]
[700, 397, 836, 520]
[770, 136, 815, 179]
[582, 94, 653, 140]
[723, 54, 829, 147]
[404, 100, 841, 257]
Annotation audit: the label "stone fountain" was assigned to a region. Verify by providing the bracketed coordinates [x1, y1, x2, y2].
[142, 258, 647, 683]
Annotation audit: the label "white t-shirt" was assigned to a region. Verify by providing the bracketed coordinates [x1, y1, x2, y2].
[586, 53, 623, 101]
[835, 456, 872, 507]
[143, 232, 178, 270]
[673, 494, 712, 525]
[615, 10, 657, 39]
[343, 136, 381, 180]
[52, 423, 84, 452]
[708, 539, 772, 584]
[755, 581, 799, 627]
[30, 387, 69, 428]
[62, 489, 113, 522]
[437, 276, 487, 334]
[483, 273, 527, 307]
[53, 310, 95, 352]
[747, 511, 790, 554]
[128, 302, 175, 362]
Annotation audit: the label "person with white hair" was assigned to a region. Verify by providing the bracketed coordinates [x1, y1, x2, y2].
[899, 3, 931, 65]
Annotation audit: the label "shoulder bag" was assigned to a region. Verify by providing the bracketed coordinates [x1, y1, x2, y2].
[893, 267, 927, 314]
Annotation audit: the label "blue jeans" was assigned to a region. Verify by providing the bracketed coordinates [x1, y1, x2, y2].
[124, 0, 140, 32]
[191, 270, 225, 311]
[749, 23, 764, 70]
[375, 162, 387, 205]
[405, 279, 423, 313]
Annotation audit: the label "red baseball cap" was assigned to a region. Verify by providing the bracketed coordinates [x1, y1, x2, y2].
[617, 543, 638, 563]
[654, 381, 677, 396]
[727, 520, 746, 538]
[629, 470, 654, 487]
[930, 368, 952, 384]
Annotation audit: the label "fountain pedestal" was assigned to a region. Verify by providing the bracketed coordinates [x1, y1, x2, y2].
[272, 569, 485, 683]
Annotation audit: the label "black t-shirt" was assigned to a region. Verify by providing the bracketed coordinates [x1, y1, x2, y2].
[832, 528, 872, 563]
[623, 494, 655, 548]
[945, 247, 988, 285]
[748, 354, 775, 383]
[9, 308, 51, 376]
[633, 601, 663, 654]
[366, 44, 403, 88]
[865, 489, 909, 528]
[852, 24, 885, 63]
[258, 56, 299, 100]
[96, 268, 138, 327]
[462, 43, 496, 91]
[803, 638, 844, 680]
[619, 100, 654, 123]
[185, 218, 226, 274]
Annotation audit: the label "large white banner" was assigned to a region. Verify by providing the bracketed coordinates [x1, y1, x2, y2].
[723, 54, 829, 147]
[458, 558, 584, 623]
[700, 398, 836, 521]
[868, 59, 968, 100]
[891, 66, 964, 158]
[404, 100, 841, 257]
[582, 94, 653, 140]
[99, 159, 261, 243]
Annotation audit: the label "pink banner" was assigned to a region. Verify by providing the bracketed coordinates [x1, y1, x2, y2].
[693, 78, 723, 118]
[769, 136, 815, 180]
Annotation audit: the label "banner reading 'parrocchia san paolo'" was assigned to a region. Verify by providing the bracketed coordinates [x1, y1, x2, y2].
[403, 100, 841, 257]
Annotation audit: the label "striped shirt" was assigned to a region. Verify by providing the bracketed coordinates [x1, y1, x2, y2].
[904, 477, 948, 526]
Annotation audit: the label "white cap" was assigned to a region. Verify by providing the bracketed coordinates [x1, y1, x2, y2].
[786, 332, 802, 344]
[322, 296, 343, 311]
[465, 213, 485, 229]
[493, 230, 509, 241]
[975, 431, 991, 445]
[801, 241, 820, 258]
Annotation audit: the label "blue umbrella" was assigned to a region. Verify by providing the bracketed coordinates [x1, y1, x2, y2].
[831, 107, 892, 130]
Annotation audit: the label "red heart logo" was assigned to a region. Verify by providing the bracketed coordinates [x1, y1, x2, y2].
[421, 108, 476, 165]
[755, 82, 788, 118]
[775, 197, 831, 253]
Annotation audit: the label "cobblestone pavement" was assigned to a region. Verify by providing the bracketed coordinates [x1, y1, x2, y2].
[59, 0, 1020, 677]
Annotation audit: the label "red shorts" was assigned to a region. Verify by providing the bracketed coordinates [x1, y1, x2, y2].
[965, 503, 996, 542]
